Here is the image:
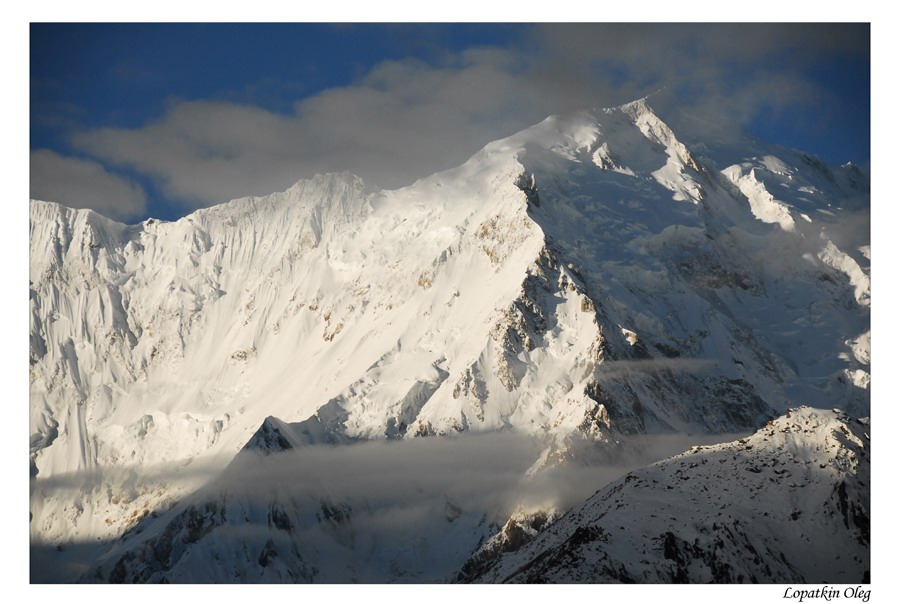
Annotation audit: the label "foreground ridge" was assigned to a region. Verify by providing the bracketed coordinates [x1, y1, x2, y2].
[466, 407, 870, 584]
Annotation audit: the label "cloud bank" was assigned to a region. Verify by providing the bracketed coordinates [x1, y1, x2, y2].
[32, 428, 752, 581]
[30, 149, 147, 221]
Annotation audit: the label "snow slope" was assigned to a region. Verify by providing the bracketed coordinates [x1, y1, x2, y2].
[466, 407, 869, 583]
[30, 99, 869, 569]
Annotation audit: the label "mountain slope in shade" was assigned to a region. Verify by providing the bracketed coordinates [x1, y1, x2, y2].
[30, 98, 869, 560]
[80, 431, 543, 583]
[465, 407, 869, 584]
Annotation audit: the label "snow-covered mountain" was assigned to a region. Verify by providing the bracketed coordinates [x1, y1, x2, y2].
[29, 98, 870, 582]
[464, 407, 870, 584]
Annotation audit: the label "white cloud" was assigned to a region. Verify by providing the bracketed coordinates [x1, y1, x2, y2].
[62, 24, 867, 215]
[72, 50, 552, 208]
[30, 149, 147, 222]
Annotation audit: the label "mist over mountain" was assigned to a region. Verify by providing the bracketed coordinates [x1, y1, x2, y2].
[29, 98, 869, 583]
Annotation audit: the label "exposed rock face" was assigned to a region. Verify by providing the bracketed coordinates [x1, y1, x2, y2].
[457, 508, 559, 582]
[30, 98, 869, 582]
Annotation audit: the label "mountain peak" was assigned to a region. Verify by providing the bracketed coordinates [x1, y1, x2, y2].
[30, 95, 869, 581]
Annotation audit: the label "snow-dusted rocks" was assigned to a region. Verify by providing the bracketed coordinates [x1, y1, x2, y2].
[30, 97, 869, 580]
[467, 407, 869, 584]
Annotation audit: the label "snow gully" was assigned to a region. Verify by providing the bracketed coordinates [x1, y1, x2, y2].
[783, 587, 870, 603]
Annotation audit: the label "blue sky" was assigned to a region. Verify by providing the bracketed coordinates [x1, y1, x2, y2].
[30, 23, 870, 222]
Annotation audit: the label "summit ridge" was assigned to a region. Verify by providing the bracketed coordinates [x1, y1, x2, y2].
[30, 99, 870, 582]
